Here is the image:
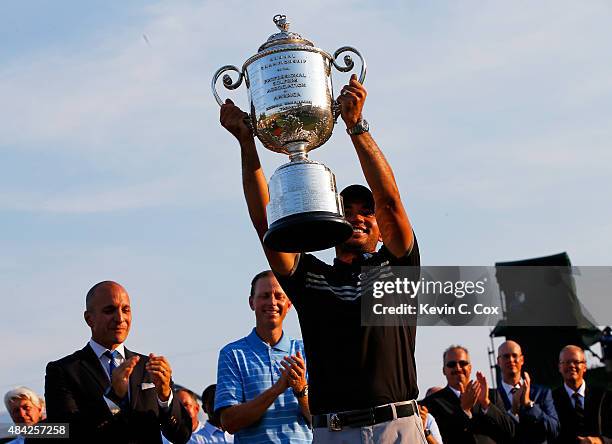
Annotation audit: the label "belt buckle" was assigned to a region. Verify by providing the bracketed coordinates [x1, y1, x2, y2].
[328, 413, 342, 432]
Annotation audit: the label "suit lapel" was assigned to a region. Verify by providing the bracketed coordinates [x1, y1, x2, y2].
[560, 387, 574, 414]
[491, 388, 506, 411]
[442, 386, 461, 407]
[583, 385, 602, 432]
[79, 344, 110, 392]
[498, 386, 512, 411]
[126, 348, 145, 410]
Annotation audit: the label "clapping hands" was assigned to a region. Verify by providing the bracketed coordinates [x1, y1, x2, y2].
[280, 351, 307, 394]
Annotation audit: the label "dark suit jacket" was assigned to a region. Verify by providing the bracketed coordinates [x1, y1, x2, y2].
[552, 384, 611, 444]
[497, 383, 560, 444]
[45, 344, 191, 444]
[421, 386, 516, 444]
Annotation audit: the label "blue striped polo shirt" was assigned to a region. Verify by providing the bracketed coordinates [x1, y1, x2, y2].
[215, 328, 312, 444]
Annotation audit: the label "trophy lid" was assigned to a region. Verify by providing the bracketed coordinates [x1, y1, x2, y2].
[258, 14, 314, 51]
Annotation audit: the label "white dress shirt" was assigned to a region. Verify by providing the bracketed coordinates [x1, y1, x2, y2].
[448, 385, 461, 399]
[88, 339, 172, 412]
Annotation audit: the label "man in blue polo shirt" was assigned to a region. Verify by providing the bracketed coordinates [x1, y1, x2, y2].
[215, 270, 312, 444]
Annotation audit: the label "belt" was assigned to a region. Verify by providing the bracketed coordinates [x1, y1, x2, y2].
[312, 401, 418, 431]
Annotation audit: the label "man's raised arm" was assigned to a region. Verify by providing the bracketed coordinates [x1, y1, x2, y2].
[338, 75, 414, 258]
[220, 100, 298, 275]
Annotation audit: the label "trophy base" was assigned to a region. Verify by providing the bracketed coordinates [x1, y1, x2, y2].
[263, 211, 353, 253]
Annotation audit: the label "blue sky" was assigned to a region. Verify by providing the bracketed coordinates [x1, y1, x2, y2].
[1, 0, 611, 418]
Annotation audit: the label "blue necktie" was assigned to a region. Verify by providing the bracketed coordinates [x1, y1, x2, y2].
[104, 350, 120, 377]
[572, 392, 585, 433]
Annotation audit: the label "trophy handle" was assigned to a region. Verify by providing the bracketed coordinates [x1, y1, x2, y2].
[211, 65, 254, 133]
[211, 65, 245, 106]
[332, 46, 367, 84]
[331, 47, 367, 121]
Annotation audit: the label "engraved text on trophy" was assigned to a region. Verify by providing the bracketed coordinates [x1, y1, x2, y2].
[247, 51, 334, 153]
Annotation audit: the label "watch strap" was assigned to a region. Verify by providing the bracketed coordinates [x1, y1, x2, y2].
[346, 118, 369, 135]
[293, 385, 308, 398]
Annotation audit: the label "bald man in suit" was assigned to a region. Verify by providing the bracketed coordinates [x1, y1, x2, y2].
[496, 340, 559, 444]
[45, 281, 191, 444]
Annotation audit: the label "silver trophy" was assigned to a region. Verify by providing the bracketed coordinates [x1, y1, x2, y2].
[212, 14, 366, 252]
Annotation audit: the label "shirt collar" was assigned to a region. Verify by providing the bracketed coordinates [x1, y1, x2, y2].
[501, 379, 522, 398]
[203, 420, 224, 435]
[246, 328, 291, 353]
[193, 421, 204, 434]
[564, 381, 586, 399]
[89, 338, 126, 360]
[447, 385, 461, 398]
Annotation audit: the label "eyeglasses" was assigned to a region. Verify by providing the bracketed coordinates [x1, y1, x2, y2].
[445, 360, 470, 368]
[560, 360, 586, 367]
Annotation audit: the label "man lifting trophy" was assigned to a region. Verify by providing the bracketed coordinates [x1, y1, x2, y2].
[216, 14, 423, 443]
[212, 14, 366, 252]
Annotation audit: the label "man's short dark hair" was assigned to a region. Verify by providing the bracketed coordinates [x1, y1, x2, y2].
[201, 384, 216, 413]
[249, 270, 274, 299]
[442, 345, 469, 364]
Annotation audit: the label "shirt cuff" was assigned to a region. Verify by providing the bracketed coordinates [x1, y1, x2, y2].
[157, 390, 173, 410]
[103, 394, 121, 414]
[103, 386, 128, 413]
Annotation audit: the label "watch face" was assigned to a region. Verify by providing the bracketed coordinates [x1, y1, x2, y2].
[295, 385, 308, 398]
[347, 119, 369, 135]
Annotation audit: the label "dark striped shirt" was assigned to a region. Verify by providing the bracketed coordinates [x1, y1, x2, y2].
[276, 241, 420, 414]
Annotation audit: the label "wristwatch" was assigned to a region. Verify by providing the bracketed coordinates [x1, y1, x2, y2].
[293, 385, 309, 398]
[424, 429, 432, 438]
[346, 117, 369, 135]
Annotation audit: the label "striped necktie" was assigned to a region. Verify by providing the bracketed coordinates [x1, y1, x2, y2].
[104, 350, 121, 377]
[572, 391, 585, 432]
